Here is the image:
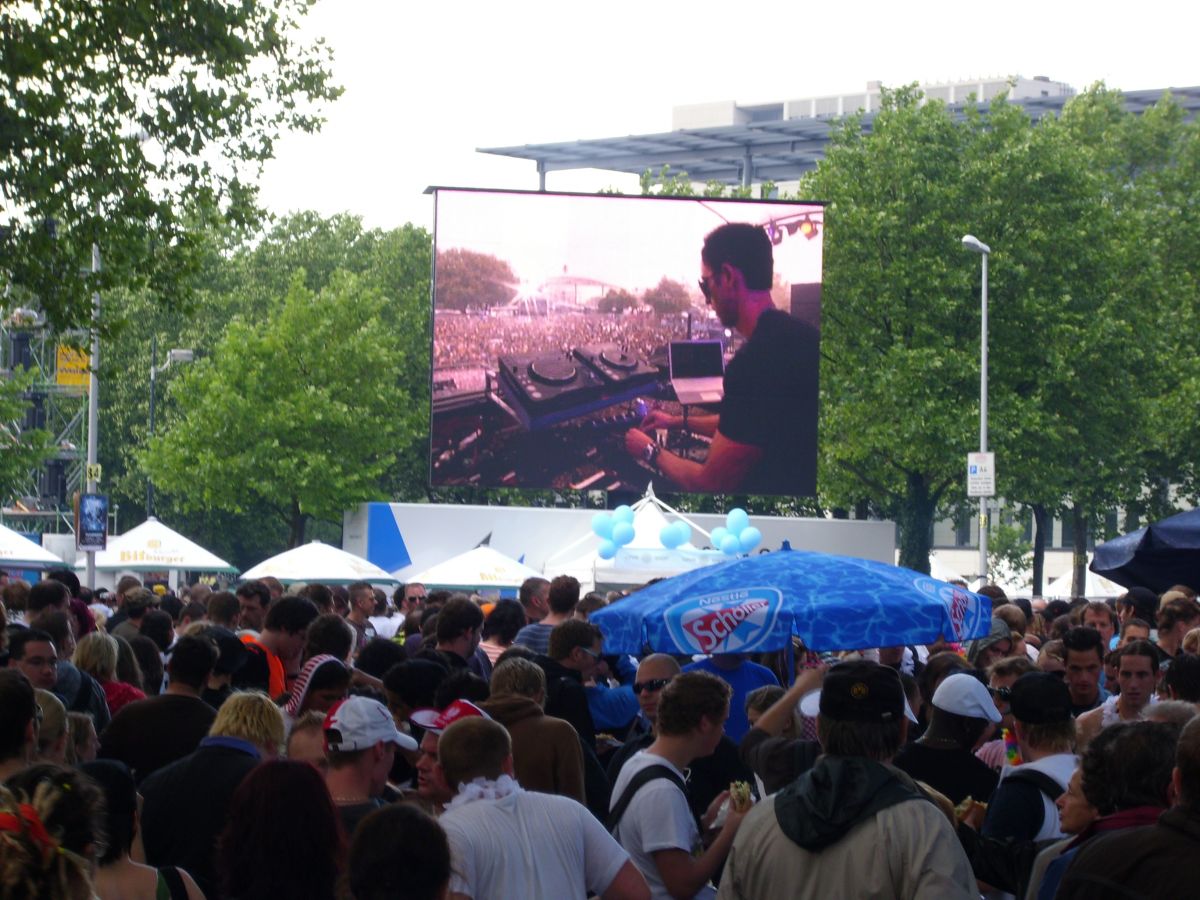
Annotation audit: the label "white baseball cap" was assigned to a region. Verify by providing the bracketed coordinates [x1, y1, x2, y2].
[931, 672, 1002, 723]
[323, 696, 417, 752]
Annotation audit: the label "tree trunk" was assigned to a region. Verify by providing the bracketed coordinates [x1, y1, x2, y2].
[288, 499, 308, 549]
[1071, 502, 1089, 598]
[1124, 499, 1142, 536]
[896, 473, 937, 574]
[1032, 504, 1049, 596]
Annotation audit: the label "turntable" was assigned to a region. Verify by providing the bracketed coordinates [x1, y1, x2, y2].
[573, 343, 659, 387]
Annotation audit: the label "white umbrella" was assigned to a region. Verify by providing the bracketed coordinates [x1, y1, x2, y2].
[242, 541, 399, 584]
[1043, 565, 1124, 599]
[0, 523, 66, 568]
[408, 545, 541, 591]
[74, 517, 235, 573]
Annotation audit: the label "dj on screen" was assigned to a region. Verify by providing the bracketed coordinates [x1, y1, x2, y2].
[623, 222, 818, 496]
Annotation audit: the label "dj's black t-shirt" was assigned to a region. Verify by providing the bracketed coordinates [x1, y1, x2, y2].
[718, 308, 819, 496]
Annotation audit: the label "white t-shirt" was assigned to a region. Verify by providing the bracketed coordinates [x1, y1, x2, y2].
[441, 789, 629, 900]
[369, 614, 402, 640]
[610, 750, 714, 900]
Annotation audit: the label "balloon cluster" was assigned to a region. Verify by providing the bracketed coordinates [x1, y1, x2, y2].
[658, 520, 692, 550]
[592, 505, 636, 560]
[710, 508, 762, 556]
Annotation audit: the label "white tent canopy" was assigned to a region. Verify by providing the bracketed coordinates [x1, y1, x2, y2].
[407, 545, 542, 592]
[242, 541, 398, 585]
[73, 517, 234, 573]
[0, 523, 65, 569]
[1043, 565, 1124, 599]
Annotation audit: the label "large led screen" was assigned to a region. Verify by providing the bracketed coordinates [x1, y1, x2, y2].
[429, 188, 823, 496]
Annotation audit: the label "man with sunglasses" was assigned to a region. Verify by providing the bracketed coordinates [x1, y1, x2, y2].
[624, 222, 819, 496]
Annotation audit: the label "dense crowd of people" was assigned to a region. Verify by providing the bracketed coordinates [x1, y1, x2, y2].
[433, 311, 691, 370]
[1, 566, 1199, 899]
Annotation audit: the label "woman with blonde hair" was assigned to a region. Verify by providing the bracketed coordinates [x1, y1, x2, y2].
[34, 689, 73, 765]
[74, 630, 145, 715]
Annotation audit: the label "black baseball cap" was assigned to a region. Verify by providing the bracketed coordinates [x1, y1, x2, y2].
[1009, 672, 1072, 724]
[816, 660, 916, 725]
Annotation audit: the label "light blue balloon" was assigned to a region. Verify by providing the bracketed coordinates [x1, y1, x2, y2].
[726, 508, 750, 534]
[720, 534, 741, 556]
[671, 521, 692, 546]
[738, 526, 762, 553]
[710, 526, 728, 548]
[613, 505, 635, 524]
[659, 524, 680, 549]
[591, 512, 614, 540]
[612, 522, 635, 546]
[597, 539, 618, 560]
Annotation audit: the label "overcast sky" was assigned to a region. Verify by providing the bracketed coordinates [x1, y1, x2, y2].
[256, 0, 1199, 232]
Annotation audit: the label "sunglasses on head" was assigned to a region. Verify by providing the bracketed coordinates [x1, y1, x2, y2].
[633, 677, 672, 695]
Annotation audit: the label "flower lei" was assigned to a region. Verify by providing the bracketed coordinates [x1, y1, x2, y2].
[446, 775, 523, 810]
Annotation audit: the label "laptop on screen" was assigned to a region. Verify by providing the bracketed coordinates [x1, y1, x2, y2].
[668, 340, 725, 405]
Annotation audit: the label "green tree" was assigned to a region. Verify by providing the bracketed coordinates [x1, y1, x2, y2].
[434, 249, 517, 311]
[0, 365, 52, 503]
[641, 277, 690, 315]
[0, 0, 340, 332]
[142, 270, 419, 548]
[599, 288, 638, 313]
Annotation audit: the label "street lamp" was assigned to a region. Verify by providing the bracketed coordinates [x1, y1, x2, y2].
[146, 336, 194, 516]
[962, 234, 991, 584]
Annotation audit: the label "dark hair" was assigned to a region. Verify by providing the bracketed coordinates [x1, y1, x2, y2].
[304, 613, 353, 663]
[1116, 588, 1158, 625]
[924, 706, 991, 750]
[917, 651, 972, 708]
[425, 590, 451, 608]
[817, 716, 906, 760]
[218, 760, 346, 900]
[123, 588, 156, 618]
[518, 577, 549, 609]
[495, 644, 537, 666]
[1062, 626, 1105, 663]
[265, 596, 319, 635]
[481, 600, 525, 645]
[81, 759, 137, 863]
[28, 611, 72, 650]
[382, 660, 448, 712]
[8, 628, 56, 661]
[207, 591, 240, 627]
[1178, 717, 1200, 812]
[6, 763, 104, 857]
[111, 635, 144, 692]
[347, 581, 374, 606]
[1165, 653, 1200, 703]
[179, 601, 207, 625]
[701, 222, 773, 290]
[345, 803, 450, 900]
[306, 658, 352, 696]
[656, 671, 731, 737]
[977, 584, 1008, 602]
[1119, 639, 1160, 674]
[129, 636, 164, 696]
[45, 568, 81, 598]
[0, 669, 36, 759]
[235, 580, 271, 609]
[115, 575, 142, 597]
[27, 579, 69, 614]
[745, 684, 785, 716]
[547, 619, 602, 661]
[302, 583, 334, 615]
[546, 575, 581, 615]
[1081, 721, 1179, 814]
[434, 596, 484, 644]
[1043, 599, 1071, 621]
[139, 609, 174, 652]
[433, 670, 489, 709]
[355, 638, 407, 679]
[1083, 600, 1117, 627]
[1122, 617, 1152, 636]
[166, 634, 218, 690]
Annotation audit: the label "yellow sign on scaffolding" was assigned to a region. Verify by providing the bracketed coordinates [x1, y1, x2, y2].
[55, 346, 90, 388]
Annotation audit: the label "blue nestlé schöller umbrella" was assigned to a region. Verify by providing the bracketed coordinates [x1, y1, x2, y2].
[590, 549, 992, 655]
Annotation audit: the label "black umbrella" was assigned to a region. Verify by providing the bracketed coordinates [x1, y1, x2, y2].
[1090, 508, 1200, 594]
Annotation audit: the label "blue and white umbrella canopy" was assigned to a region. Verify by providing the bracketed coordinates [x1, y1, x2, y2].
[590, 549, 992, 655]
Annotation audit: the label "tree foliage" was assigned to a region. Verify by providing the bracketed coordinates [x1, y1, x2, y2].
[0, 364, 52, 502]
[599, 287, 638, 313]
[142, 270, 417, 548]
[0, 0, 340, 332]
[434, 249, 517, 311]
[641, 277, 690, 314]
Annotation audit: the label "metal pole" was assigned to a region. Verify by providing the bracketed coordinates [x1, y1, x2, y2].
[979, 252, 989, 584]
[85, 240, 100, 590]
[147, 335, 157, 517]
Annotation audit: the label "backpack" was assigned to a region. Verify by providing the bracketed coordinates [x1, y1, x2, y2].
[1005, 767, 1066, 801]
[606, 764, 689, 834]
